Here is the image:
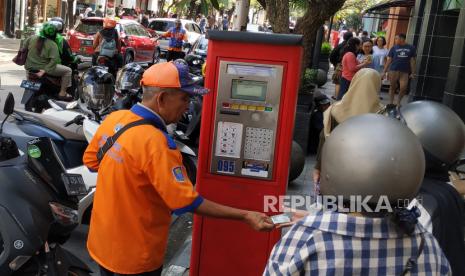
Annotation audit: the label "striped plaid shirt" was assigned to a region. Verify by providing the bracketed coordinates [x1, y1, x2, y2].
[264, 207, 450, 276]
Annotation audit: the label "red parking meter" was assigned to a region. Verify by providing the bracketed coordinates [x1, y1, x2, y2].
[190, 31, 303, 276]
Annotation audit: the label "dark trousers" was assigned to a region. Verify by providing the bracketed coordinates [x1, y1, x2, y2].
[338, 77, 351, 100]
[166, 50, 185, 62]
[99, 265, 162, 276]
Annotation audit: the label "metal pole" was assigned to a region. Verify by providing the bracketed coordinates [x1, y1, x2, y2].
[233, 0, 249, 31]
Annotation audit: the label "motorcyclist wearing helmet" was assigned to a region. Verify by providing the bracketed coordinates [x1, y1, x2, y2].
[49, 17, 80, 67]
[265, 114, 450, 275]
[312, 68, 384, 190]
[92, 17, 122, 69]
[23, 22, 73, 100]
[160, 19, 188, 61]
[401, 101, 465, 276]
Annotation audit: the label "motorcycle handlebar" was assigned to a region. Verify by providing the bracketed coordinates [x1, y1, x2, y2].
[64, 115, 85, 127]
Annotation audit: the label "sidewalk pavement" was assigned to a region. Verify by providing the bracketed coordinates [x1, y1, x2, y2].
[0, 38, 20, 65]
[316, 68, 409, 106]
[0, 38, 28, 105]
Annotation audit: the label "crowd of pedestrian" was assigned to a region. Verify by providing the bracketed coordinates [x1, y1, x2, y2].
[329, 29, 416, 106]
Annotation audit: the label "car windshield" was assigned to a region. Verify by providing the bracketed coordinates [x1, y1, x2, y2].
[75, 20, 103, 35]
[198, 37, 208, 51]
[149, 21, 175, 32]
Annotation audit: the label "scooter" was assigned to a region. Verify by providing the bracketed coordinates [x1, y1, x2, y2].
[1, 96, 96, 225]
[20, 62, 91, 113]
[0, 93, 92, 276]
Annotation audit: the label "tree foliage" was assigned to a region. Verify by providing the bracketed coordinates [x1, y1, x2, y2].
[261, 0, 346, 69]
[334, 0, 381, 27]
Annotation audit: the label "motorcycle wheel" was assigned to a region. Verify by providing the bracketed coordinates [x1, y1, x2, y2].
[68, 267, 92, 276]
[182, 153, 197, 185]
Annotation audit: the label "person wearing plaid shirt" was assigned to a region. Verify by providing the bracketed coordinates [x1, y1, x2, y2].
[264, 206, 450, 275]
[264, 114, 451, 276]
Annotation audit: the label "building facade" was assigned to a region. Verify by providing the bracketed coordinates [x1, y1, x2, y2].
[408, 0, 465, 120]
[366, 0, 465, 121]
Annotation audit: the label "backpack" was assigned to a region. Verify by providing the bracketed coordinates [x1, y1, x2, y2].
[99, 31, 117, 58]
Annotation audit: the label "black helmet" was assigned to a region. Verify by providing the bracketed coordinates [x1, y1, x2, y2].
[115, 62, 145, 94]
[50, 17, 64, 33]
[79, 66, 115, 111]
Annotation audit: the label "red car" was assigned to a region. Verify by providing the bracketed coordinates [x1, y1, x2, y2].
[68, 18, 160, 64]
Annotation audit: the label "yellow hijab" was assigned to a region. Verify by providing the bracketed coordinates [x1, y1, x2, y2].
[323, 68, 384, 136]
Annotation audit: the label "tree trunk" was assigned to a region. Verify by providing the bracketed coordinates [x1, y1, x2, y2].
[187, 0, 197, 19]
[67, 0, 74, 30]
[265, 0, 288, 33]
[28, 0, 40, 26]
[227, 5, 235, 19]
[295, 0, 346, 69]
[158, 0, 166, 17]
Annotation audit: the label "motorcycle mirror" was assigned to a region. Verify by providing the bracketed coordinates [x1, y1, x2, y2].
[0, 92, 14, 134]
[3, 92, 15, 115]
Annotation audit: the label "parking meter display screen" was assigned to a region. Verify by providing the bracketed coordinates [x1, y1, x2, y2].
[231, 80, 267, 102]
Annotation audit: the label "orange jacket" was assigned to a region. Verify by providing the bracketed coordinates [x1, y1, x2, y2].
[83, 103, 202, 274]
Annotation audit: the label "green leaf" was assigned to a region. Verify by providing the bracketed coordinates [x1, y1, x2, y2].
[209, 0, 220, 10]
[201, 0, 209, 15]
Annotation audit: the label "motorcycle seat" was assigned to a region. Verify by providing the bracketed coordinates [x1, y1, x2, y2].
[27, 71, 62, 86]
[14, 109, 86, 141]
[0, 154, 26, 167]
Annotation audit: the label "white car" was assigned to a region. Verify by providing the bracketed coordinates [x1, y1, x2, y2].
[148, 18, 203, 55]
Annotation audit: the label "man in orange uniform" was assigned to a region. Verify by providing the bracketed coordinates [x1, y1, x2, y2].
[160, 19, 188, 61]
[83, 61, 274, 276]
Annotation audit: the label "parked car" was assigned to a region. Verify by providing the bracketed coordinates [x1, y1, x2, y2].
[187, 34, 208, 57]
[68, 18, 160, 64]
[246, 24, 272, 33]
[147, 18, 202, 55]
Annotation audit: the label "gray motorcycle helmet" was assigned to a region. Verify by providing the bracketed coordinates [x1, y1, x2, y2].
[320, 114, 425, 204]
[400, 101, 465, 166]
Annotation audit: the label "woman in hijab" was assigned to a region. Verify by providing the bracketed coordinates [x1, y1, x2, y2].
[312, 68, 384, 192]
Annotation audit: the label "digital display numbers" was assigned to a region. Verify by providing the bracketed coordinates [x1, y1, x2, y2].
[231, 80, 267, 102]
[218, 160, 235, 174]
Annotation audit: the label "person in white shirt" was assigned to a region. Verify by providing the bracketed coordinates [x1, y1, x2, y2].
[372, 36, 389, 74]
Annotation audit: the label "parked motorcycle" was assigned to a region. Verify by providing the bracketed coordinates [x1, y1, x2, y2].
[20, 61, 91, 113]
[0, 93, 92, 276]
[1, 97, 96, 225]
